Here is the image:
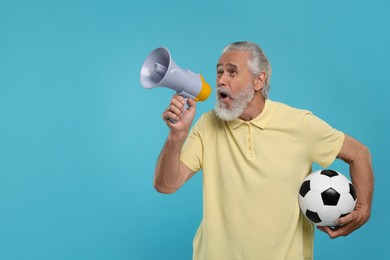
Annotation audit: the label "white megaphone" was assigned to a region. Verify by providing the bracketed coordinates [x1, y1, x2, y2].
[140, 47, 212, 103]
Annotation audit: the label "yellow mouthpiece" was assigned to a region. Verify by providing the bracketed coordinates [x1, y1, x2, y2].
[195, 74, 212, 102]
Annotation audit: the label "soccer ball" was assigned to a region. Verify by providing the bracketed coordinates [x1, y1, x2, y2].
[298, 169, 357, 226]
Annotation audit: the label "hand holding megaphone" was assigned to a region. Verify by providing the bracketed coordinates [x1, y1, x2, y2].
[140, 47, 211, 123]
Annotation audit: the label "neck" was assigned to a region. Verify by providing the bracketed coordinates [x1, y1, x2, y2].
[239, 93, 265, 121]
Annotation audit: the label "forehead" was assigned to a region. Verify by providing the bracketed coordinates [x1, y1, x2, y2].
[217, 51, 250, 69]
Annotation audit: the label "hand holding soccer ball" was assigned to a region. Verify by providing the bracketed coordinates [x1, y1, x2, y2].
[298, 169, 357, 227]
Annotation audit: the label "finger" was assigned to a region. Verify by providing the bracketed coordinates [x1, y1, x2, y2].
[317, 226, 333, 237]
[172, 94, 186, 106]
[167, 97, 186, 116]
[327, 225, 353, 238]
[187, 98, 196, 109]
[318, 223, 356, 239]
[316, 226, 341, 239]
[336, 213, 353, 226]
[163, 110, 180, 122]
[316, 226, 326, 233]
[168, 102, 184, 116]
[163, 100, 186, 124]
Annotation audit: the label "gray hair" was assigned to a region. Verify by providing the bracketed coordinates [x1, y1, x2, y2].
[222, 41, 272, 99]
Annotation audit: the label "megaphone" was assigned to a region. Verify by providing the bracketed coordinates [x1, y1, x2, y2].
[140, 47, 212, 102]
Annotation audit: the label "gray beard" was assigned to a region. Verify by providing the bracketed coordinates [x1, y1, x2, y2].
[214, 83, 255, 121]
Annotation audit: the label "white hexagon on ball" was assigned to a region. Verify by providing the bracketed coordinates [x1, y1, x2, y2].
[338, 193, 357, 214]
[318, 205, 342, 226]
[330, 175, 351, 194]
[304, 190, 323, 212]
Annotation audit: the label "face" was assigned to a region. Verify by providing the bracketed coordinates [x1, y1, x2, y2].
[214, 51, 256, 121]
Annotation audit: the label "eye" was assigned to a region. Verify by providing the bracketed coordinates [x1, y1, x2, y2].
[228, 69, 237, 77]
[217, 70, 224, 77]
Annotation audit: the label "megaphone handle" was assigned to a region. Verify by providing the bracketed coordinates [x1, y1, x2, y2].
[168, 97, 189, 124]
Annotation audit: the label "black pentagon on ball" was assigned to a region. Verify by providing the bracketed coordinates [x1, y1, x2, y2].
[306, 210, 321, 223]
[349, 183, 357, 200]
[321, 188, 340, 206]
[320, 169, 339, 177]
[299, 180, 311, 197]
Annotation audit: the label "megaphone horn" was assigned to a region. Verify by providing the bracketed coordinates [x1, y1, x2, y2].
[140, 47, 211, 102]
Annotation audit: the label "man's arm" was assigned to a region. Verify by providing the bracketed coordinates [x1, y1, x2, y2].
[318, 134, 374, 238]
[154, 95, 197, 194]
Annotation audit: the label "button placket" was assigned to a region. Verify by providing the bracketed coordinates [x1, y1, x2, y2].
[246, 123, 254, 156]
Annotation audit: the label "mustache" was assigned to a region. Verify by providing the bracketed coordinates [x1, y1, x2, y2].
[216, 86, 233, 99]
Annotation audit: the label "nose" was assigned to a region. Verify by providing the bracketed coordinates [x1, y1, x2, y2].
[217, 73, 227, 87]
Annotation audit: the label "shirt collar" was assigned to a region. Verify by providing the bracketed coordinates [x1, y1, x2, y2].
[228, 99, 273, 130]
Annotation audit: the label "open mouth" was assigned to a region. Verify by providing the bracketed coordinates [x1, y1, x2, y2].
[220, 92, 228, 99]
[217, 89, 231, 100]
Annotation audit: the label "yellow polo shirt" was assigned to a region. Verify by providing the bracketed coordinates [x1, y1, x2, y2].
[180, 100, 345, 260]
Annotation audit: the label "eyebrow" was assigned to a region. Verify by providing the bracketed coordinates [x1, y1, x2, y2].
[216, 63, 238, 70]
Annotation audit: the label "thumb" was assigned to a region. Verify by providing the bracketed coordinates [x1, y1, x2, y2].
[336, 212, 353, 226]
[181, 98, 196, 125]
[187, 98, 196, 110]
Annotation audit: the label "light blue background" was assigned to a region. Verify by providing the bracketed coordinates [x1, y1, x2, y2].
[1, 0, 389, 259]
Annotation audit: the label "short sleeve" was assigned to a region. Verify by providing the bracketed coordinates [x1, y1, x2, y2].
[304, 113, 345, 168]
[180, 115, 206, 172]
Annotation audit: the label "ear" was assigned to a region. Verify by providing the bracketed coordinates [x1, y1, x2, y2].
[253, 72, 266, 91]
